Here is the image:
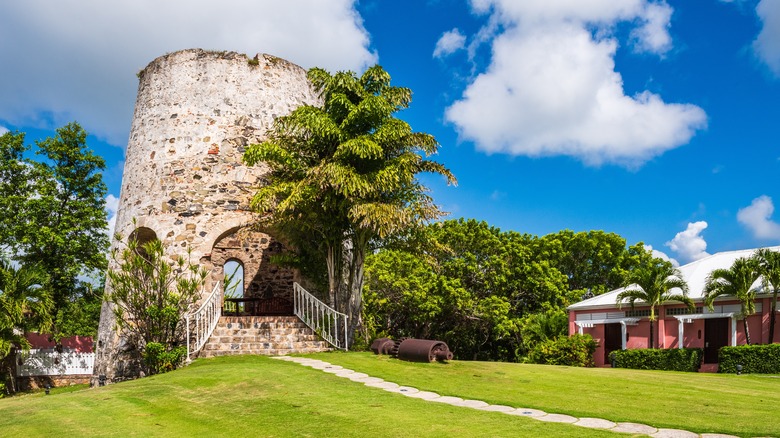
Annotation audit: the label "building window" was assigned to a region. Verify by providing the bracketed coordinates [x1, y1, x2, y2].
[625, 309, 651, 318]
[666, 307, 703, 316]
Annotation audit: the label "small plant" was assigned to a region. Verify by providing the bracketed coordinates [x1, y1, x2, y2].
[142, 342, 187, 375]
[247, 55, 259, 67]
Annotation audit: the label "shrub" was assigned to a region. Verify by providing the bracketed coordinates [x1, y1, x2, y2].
[142, 342, 187, 375]
[719, 344, 780, 374]
[526, 334, 597, 367]
[611, 348, 703, 372]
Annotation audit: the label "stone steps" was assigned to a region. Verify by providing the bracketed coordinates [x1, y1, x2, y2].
[198, 315, 331, 358]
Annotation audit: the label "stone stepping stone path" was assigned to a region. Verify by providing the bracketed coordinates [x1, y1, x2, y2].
[271, 357, 739, 438]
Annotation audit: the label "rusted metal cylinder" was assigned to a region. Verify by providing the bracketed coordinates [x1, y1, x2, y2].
[370, 337, 396, 355]
[396, 339, 453, 363]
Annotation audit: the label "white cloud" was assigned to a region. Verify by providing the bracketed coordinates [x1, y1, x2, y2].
[445, 0, 707, 167]
[753, 0, 780, 76]
[434, 28, 467, 58]
[737, 195, 780, 240]
[0, 126, 8, 135]
[105, 194, 120, 238]
[0, 1, 376, 147]
[644, 244, 679, 267]
[665, 221, 710, 263]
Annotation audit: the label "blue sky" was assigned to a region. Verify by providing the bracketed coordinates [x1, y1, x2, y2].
[1, 0, 779, 266]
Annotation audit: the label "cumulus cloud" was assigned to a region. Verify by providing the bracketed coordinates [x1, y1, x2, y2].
[445, 0, 707, 167]
[434, 28, 467, 58]
[0, 126, 8, 135]
[0, 1, 376, 147]
[753, 0, 780, 76]
[105, 194, 120, 238]
[737, 195, 780, 240]
[644, 244, 679, 267]
[665, 221, 710, 263]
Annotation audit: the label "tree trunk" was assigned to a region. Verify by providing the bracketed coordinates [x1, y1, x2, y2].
[345, 233, 368, 348]
[649, 320, 655, 349]
[743, 317, 752, 346]
[769, 291, 777, 344]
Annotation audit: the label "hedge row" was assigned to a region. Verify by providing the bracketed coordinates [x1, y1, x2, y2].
[610, 348, 703, 372]
[526, 334, 598, 367]
[719, 344, 780, 374]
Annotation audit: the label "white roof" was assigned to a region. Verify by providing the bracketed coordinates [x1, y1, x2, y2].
[568, 246, 780, 311]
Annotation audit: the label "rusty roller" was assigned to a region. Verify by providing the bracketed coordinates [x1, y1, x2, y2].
[370, 337, 397, 355]
[396, 339, 453, 363]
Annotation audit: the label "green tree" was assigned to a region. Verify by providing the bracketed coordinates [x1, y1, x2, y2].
[703, 257, 761, 346]
[0, 259, 51, 394]
[616, 259, 693, 349]
[15, 122, 109, 337]
[244, 66, 455, 344]
[106, 237, 207, 374]
[0, 131, 34, 247]
[754, 248, 780, 344]
[518, 308, 569, 353]
[535, 230, 655, 297]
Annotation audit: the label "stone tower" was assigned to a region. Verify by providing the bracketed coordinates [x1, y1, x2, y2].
[93, 49, 321, 382]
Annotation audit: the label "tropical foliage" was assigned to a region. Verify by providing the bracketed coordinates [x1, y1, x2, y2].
[753, 248, 780, 343]
[0, 259, 51, 394]
[615, 259, 693, 349]
[0, 124, 108, 339]
[703, 257, 761, 345]
[364, 218, 657, 361]
[244, 65, 455, 344]
[106, 237, 206, 374]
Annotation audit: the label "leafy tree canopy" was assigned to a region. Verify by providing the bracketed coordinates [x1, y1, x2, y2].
[0, 123, 108, 338]
[244, 65, 455, 344]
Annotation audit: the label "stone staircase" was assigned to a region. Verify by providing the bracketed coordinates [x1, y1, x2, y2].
[198, 315, 331, 358]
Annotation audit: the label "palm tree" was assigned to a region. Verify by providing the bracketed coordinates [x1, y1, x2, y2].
[0, 259, 51, 393]
[616, 260, 693, 349]
[703, 257, 761, 345]
[753, 248, 780, 344]
[244, 66, 456, 344]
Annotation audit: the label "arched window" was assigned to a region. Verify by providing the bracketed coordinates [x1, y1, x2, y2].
[223, 259, 244, 299]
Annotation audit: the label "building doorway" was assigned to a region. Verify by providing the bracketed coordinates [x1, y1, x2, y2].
[604, 323, 622, 365]
[704, 318, 729, 363]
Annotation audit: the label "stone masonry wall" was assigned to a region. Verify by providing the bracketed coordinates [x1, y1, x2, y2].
[93, 49, 321, 383]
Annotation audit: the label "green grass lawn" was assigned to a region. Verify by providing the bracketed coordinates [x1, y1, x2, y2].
[2, 353, 777, 437]
[0, 355, 617, 438]
[314, 352, 780, 437]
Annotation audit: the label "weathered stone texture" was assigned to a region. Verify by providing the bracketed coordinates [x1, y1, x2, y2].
[93, 49, 321, 384]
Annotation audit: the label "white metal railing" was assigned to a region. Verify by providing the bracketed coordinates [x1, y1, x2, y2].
[186, 281, 222, 360]
[293, 282, 348, 350]
[16, 349, 95, 376]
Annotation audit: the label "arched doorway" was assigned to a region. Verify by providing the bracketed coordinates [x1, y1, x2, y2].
[211, 227, 297, 315]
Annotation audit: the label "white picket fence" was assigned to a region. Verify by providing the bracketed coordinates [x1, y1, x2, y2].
[15, 349, 95, 376]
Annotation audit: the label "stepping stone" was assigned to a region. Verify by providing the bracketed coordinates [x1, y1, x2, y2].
[535, 413, 578, 423]
[454, 399, 490, 409]
[574, 418, 617, 429]
[405, 391, 441, 400]
[346, 372, 370, 381]
[700, 434, 740, 438]
[365, 381, 399, 390]
[504, 408, 547, 417]
[357, 377, 385, 384]
[429, 396, 464, 406]
[311, 364, 342, 370]
[477, 405, 515, 413]
[385, 386, 419, 394]
[612, 423, 658, 435]
[650, 428, 699, 438]
[270, 356, 293, 361]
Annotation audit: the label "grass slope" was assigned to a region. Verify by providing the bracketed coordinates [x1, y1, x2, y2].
[0, 355, 616, 437]
[315, 352, 780, 437]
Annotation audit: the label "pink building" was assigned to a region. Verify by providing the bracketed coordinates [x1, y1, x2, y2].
[568, 247, 780, 368]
